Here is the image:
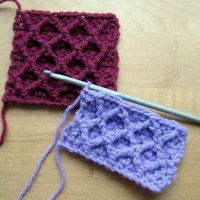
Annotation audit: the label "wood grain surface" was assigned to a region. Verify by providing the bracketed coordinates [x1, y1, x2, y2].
[0, 0, 200, 199]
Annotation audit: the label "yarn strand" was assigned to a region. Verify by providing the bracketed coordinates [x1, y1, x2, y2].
[17, 95, 82, 200]
[0, 103, 8, 146]
[50, 146, 66, 200]
[0, 0, 21, 11]
[0, 0, 21, 146]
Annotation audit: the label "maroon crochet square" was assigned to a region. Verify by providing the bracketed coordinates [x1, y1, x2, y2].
[3, 10, 119, 107]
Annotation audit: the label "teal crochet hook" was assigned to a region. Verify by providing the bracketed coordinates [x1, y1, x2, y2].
[43, 70, 200, 124]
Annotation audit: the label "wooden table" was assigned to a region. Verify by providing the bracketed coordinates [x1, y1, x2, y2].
[0, 1, 200, 199]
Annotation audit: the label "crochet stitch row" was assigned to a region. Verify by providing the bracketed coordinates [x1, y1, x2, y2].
[0, 0, 120, 145]
[17, 87, 187, 199]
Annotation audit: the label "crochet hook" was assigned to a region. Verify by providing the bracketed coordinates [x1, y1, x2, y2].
[43, 70, 200, 124]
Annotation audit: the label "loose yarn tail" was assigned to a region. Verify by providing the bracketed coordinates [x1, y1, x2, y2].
[0, 0, 21, 11]
[0, 1, 22, 147]
[0, 103, 8, 146]
[17, 95, 82, 200]
[50, 146, 66, 200]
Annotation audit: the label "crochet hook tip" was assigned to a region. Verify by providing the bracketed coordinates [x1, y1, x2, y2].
[43, 70, 52, 77]
[43, 70, 200, 124]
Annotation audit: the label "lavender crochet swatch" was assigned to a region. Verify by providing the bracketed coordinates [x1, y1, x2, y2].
[18, 87, 187, 199]
[59, 88, 187, 191]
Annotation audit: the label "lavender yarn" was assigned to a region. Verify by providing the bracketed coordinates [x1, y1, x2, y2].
[17, 95, 82, 200]
[58, 88, 187, 193]
[17, 87, 187, 199]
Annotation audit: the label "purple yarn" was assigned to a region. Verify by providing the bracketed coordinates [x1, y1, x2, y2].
[59, 88, 187, 192]
[17, 86, 187, 199]
[17, 94, 82, 200]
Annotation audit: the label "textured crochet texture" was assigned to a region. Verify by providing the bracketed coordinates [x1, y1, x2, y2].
[58, 88, 187, 193]
[3, 6, 119, 107]
[17, 87, 188, 199]
[0, 0, 119, 145]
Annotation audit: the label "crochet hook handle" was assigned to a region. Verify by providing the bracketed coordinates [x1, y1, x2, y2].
[43, 70, 200, 124]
